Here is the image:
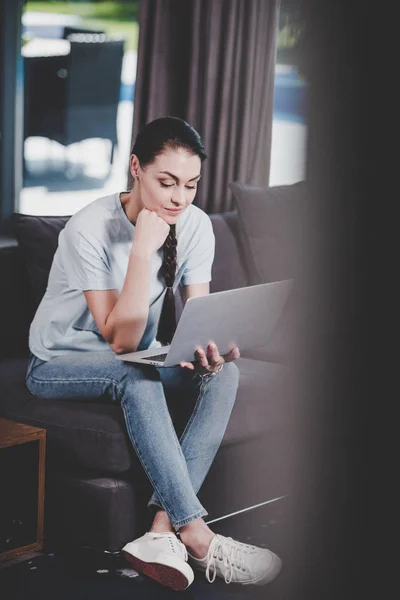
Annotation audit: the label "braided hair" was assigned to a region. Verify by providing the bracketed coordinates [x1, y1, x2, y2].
[131, 117, 207, 346]
[156, 224, 178, 345]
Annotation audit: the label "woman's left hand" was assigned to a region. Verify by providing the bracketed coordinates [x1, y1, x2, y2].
[180, 342, 240, 375]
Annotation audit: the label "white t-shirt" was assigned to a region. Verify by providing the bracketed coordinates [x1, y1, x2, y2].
[29, 192, 215, 361]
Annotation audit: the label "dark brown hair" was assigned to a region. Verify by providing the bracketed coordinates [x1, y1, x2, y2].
[131, 117, 207, 345]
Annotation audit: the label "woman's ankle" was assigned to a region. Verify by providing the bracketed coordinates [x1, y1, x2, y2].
[149, 509, 174, 534]
[178, 519, 215, 558]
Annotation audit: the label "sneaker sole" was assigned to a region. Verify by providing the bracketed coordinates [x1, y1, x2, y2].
[122, 550, 191, 591]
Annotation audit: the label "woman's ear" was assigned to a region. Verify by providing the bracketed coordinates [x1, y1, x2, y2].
[130, 154, 141, 179]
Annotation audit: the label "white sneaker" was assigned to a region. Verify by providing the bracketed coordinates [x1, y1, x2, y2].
[188, 533, 282, 585]
[122, 531, 194, 590]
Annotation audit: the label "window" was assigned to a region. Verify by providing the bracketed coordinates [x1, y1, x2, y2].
[20, 1, 138, 216]
[270, 0, 307, 186]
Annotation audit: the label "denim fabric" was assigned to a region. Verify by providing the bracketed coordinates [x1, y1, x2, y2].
[25, 351, 239, 531]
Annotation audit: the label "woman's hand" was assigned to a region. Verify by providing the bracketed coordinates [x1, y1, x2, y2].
[180, 342, 240, 375]
[131, 208, 170, 258]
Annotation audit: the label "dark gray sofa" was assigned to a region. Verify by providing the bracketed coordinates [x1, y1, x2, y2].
[0, 181, 306, 553]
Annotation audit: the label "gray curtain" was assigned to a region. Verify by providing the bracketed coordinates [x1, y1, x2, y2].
[129, 0, 280, 213]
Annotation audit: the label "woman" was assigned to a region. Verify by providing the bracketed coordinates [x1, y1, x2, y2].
[25, 116, 282, 591]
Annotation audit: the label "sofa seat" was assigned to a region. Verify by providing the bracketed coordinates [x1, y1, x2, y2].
[0, 356, 292, 474]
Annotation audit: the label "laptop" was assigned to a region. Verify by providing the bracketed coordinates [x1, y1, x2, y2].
[115, 279, 293, 367]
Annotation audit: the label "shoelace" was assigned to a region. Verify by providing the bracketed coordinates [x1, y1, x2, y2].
[205, 536, 249, 584]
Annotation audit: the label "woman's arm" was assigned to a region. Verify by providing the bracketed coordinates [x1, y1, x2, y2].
[84, 248, 153, 354]
[84, 208, 171, 354]
[183, 282, 210, 303]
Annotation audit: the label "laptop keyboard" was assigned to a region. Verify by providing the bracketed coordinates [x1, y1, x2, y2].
[142, 352, 169, 362]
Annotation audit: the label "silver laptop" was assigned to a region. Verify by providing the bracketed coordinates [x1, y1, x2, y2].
[115, 279, 293, 367]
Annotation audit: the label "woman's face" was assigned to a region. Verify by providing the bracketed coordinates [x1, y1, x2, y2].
[132, 148, 202, 223]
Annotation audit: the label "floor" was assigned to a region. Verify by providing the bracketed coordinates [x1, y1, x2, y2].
[0, 496, 298, 600]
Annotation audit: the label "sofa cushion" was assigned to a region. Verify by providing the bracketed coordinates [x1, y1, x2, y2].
[208, 212, 249, 291]
[229, 180, 309, 285]
[0, 357, 291, 474]
[229, 181, 309, 364]
[12, 213, 71, 307]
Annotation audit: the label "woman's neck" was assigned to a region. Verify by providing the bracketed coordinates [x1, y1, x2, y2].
[120, 185, 142, 225]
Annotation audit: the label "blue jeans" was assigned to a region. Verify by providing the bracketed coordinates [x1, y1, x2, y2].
[25, 351, 239, 531]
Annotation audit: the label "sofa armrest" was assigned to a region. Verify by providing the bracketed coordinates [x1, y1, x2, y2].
[0, 241, 35, 360]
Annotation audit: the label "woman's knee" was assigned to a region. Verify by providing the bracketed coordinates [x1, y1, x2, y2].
[208, 361, 240, 402]
[220, 360, 240, 386]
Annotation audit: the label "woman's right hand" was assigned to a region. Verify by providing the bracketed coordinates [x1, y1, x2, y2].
[131, 208, 170, 258]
